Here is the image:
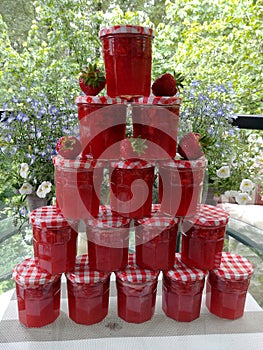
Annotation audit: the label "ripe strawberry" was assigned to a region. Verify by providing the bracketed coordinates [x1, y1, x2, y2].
[79, 63, 106, 95]
[151, 72, 184, 96]
[178, 132, 204, 160]
[56, 135, 82, 159]
[120, 137, 147, 160]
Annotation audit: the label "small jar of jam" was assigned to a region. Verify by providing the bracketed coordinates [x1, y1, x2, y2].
[30, 205, 78, 275]
[110, 159, 155, 219]
[206, 252, 254, 320]
[181, 204, 229, 270]
[115, 254, 159, 323]
[12, 258, 61, 327]
[162, 253, 206, 322]
[66, 255, 111, 325]
[135, 216, 179, 270]
[87, 215, 130, 272]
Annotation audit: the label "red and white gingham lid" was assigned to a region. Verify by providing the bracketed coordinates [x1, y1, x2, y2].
[160, 157, 208, 169]
[136, 215, 179, 227]
[88, 215, 130, 229]
[98, 204, 112, 217]
[99, 25, 154, 38]
[164, 253, 206, 282]
[183, 204, 229, 227]
[211, 252, 254, 281]
[111, 159, 154, 169]
[116, 254, 159, 283]
[132, 96, 182, 105]
[75, 95, 128, 105]
[66, 255, 110, 284]
[12, 258, 61, 286]
[53, 155, 102, 169]
[30, 205, 71, 228]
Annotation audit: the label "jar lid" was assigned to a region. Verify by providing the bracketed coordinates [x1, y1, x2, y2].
[98, 204, 112, 217]
[211, 252, 254, 280]
[136, 215, 179, 227]
[12, 258, 60, 286]
[30, 205, 71, 228]
[183, 204, 229, 227]
[88, 215, 130, 229]
[164, 253, 206, 282]
[53, 155, 102, 169]
[115, 254, 159, 283]
[75, 95, 128, 105]
[111, 159, 154, 169]
[160, 157, 208, 169]
[132, 96, 181, 105]
[99, 25, 154, 38]
[66, 255, 110, 284]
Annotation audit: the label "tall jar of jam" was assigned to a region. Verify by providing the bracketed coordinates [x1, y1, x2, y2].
[75, 95, 127, 159]
[30, 205, 78, 275]
[115, 254, 159, 323]
[12, 258, 61, 327]
[66, 255, 111, 325]
[135, 216, 179, 270]
[206, 252, 254, 320]
[53, 155, 103, 220]
[99, 25, 154, 98]
[87, 215, 130, 272]
[181, 204, 229, 270]
[158, 157, 207, 217]
[110, 159, 154, 219]
[162, 253, 206, 322]
[131, 96, 181, 159]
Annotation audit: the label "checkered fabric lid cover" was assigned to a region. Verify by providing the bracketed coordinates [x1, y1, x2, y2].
[211, 252, 254, 280]
[111, 159, 154, 169]
[98, 204, 112, 217]
[30, 205, 71, 228]
[88, 215, 130, 228]
[116, 254, 159, 282]
[99, 25, 154, 38]
[132, 96, 182, 106]
[160, 157, 208, 169]
[164, 253, 206, 282]
[12, 258, 60, 286]
[136, 215, 179, 227]
[53, 155, 102, 169]
[184, 204, 229, 227]
[75, 95, 128, 105]
[66, 255, 110, 284]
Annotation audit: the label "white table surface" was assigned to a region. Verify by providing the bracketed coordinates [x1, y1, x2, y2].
[0, 276, 263, 350]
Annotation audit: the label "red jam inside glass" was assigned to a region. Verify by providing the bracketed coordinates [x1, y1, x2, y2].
[66, 255, 110, 325]
[135, 217, 179, 270]
[99, 26, 153, 98]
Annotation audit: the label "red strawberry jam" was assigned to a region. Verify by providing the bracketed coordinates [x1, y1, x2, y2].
[66, 255, 111, 325]
[181, 204, 229, 270]
[30, 205, 78, 275]
[159, 157, 207, 217]
[99, 25, 154, 98]
[206, 252, 254, 319]
[12, 258, 61, 327]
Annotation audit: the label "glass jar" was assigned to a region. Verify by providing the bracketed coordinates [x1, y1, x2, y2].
[87, 215, 130, 272]
[30, 205, 78, 274]
[75, 95, 127, 159]
[53, 155, 103, 220]
[115, 254, 159, 323]
[99, 25, 154, 98]
[12, 258, 61, 327]
[206, 252, 254, 320]
[135, 216, 179, 270]
[66, 255, 111, 325]
[110, 159, 154, 219]
[131, 96, 181, 160]
[159, 157, 207, 217]
[162, 253, 206, 322]
[181, 204, 229, 270]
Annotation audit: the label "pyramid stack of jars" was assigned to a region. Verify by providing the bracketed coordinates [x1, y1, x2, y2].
[12, 25, 254, 328]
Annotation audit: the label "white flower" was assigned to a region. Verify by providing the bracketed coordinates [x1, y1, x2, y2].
[235, 192, 252, 205]
[240, 179, 254, 193]
[255, 155, 263, 166]
[36, 181, 52, 198]
[20, 163, 29, 179]
[224, 190, 239, 198]
[216, 165, 230, 179]
[19, 182, 33, 195]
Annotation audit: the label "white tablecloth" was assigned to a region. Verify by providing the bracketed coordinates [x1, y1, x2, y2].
[0, 280, 263, 350]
